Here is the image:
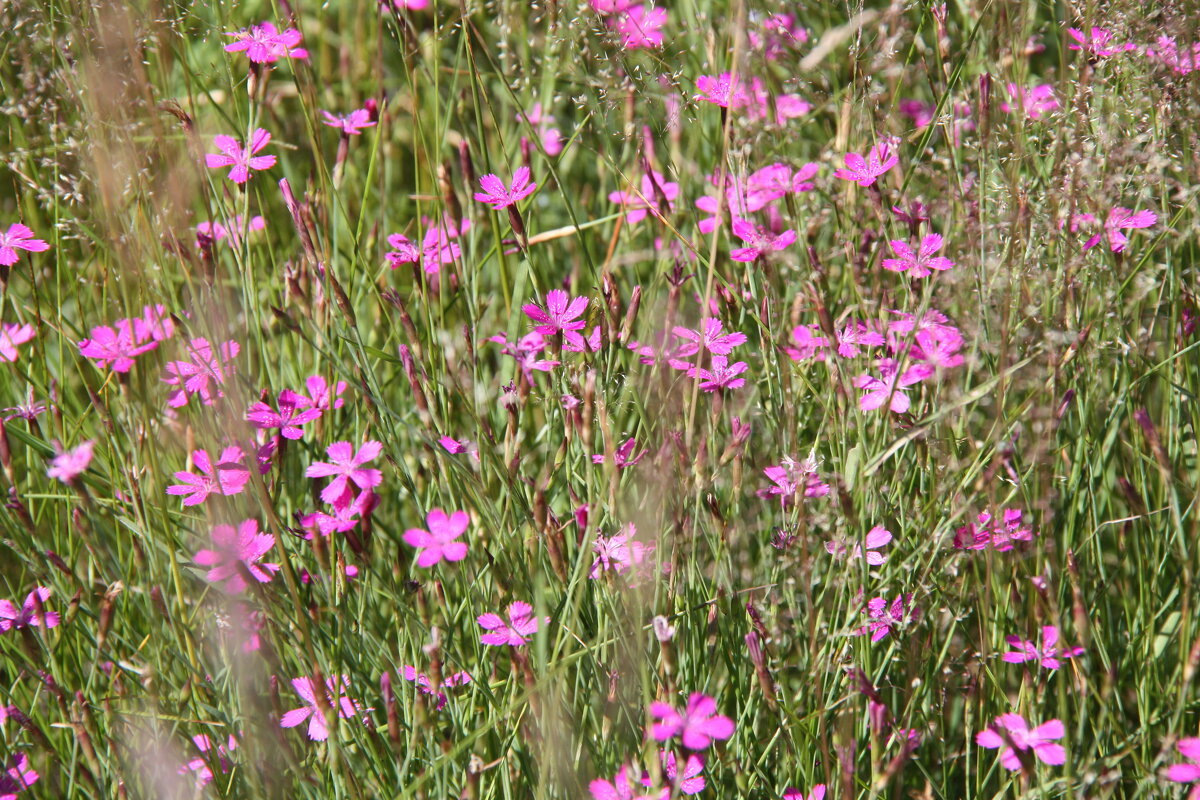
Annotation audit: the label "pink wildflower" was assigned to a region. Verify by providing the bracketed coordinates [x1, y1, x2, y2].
[785, 324, 830, 362]
[306, 440, 384, 504]
[854, 593, 918, 642]
[280, 675, 366, 741]
[783, 786, 826, 800]
[162, 338, 239, 408]
[205, 129, 277, 184]
[1002, 626, 1084, 669]
[403, 508, 470, 567]
[1166, 738, 1200, 798]
[670, 318, 747, 361]
[490, 331, 561, 379]
[729, 218, 796, 262]
[519, 103, 564, 156]
[474, 167, 537, 209]
[385, 219, 467, 273]
[321, 108, 376, 135]
[0, 587, 60, 631]
[167, 447, 252, 506]
[642, 750, 705, 795]
[439, 436, 480, 461]
[613, 5, 667, 49]
[46, 440, 95, 483]
[649, 693, 735, 751]
[687, 356, 748, 391]
[1066, 27, 1134, 58]
[196, 215, 265, 248]
[306, 374, 347, 411]
[0, 753, 38, 799]
[762, 454, 831, 503]
[0, 323, 35, 363]
[833, 141, 899, 187]
[826, 525, 893, 565]
[300, 489, 378, 539]
[398, 665, 472, 710]
[953, 508, 1035, 551]
[853, 359, 933, 413]
[224, 22, 308, 63]
[834, 321, 886, 358]
[194, 519, 279, 594]
[976, 713, 1065, 769]
[523, 289, 589, 337]
[910, 327, 965, 369]
[608, 171, 679, 224]
[246, 388, 322, 440]
[178, 734, 237, 789]
[0, 223, 50, 267]
[1083, 207, 1157, 252]
[695, 73, 748, 107]
[881, 233, 955, 277]
[592, 437, 647, 468]
[478, 601, 548, 646]
[590, 764, 668, 800]
[1145, 35, 1200, 75]
[78, 321, 158, 372]
[1000, 83, 1059, 119]
[590, 524, 653, 578]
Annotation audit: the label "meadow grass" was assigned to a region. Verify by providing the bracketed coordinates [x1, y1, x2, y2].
[1, 0, 1198, 798]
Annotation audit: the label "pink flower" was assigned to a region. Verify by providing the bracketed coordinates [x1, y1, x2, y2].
[0, 587, 59, 632]
[306, 375, 347, 411]
[643, 750, 705, 795]
[167, 447, 252, 506]
[0, 323, 35, 363]
[687, 356, 748, 391]
[47, 440, 95, 483]
[608, 171, 679, 224]
[826, 525, 893, 565]
[1067, 27, 1134, 58]
[474, 167, 537, 209]
[953, 508, 1035, 551]
[612, 4, 667, 49]
[398, 665, 472, 710]
[246, 388, 322, 440]
[590, 524, 653, 578]
[1002, 626, 1084, 669]
[783, 785, 826, 800]
[1083, 207, 1157, 252]
[205, 129, 277, 184]
[590, 764, 668, 800]
[523, 289, 589, 337]
[670, 318, 747, 361]
[306, 441, 384, 503]
[762, 454, 830, 503]
[881, 233, 955, 277]
[833, 141, 899, 187]
[1145, 36, 1200, 76]
[78, 320, 158, 372]
[695, 73, 748, 108]
[196, 215, 265, 248]
[178, 734, 237, 789]
[592, 437, 647, 468]
[0, 753, 38, 799]
[280, 675, 366, 741]
[194, 519, 279, 594]
[477, 600, 548, 646]
[853, 359, 933, 413]
[300, 489, 378, 539]
[321, 108, 376, 135]
[403, 508, 470, 567]
[785, 324, 830, 362]
[729, 219, 796, 262]
[385, 219, 468, 273]
[1000, 83, 1059, 119]
[0, 223, 50, 266]
[1166, 738, 1200, 798]
[834, 321, 885, 358]
[910, 327, 965, 369]
[649, 693, 735, 750]
[224, 22, 308, 63]
[519, 104, 564, 156]
[162, 338, 240, 408]
[854, 593, 918, 642]
[976, 713, 1065, 770]
[489, 332, 560, 379]
[439, 436, 480, 461]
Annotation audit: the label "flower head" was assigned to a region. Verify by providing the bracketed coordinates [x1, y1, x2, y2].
[47, 440, 95, 483]
[306, 440, 384, 504]
[1001, 83, 1059, 119]
[1002, 626, 1084, 669]
[881, 233, 955, 277]
[649, 693, 735, 750]
[178, 734, 237, 789]
[474, 167, 537, 209]
[1166, 738, 1200, 798]
[1067, 27, 1133, 58]
[280, 675, 366, 741]
[0, 587, 59, 632]
[729, 219, 796, 262]
[224, 22, 308, 63]
[608, 171, 679, 224]
[167, 447, 252, 507]
[0, 753, 39, 799]
[403, 508, 470, 567]
[246, 388, 322, 440]
[162, 338, 240, 409]
[826, 525, 893, 565]
[477, 601, 548, 647]
[0, 323, 35, 363]
[854, 593, 918, 642]
[194, 519, 279, 594]
[0, 223, 50, 267]
[976, 713, 1065, 770]
[833, 141, 899, 187]
[321, 108, 376, 135]
[205, 129, 277, 184]
[612, 5, 667, 49]
[398, 665, 472, 710]
[523, 290, 589, 337]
